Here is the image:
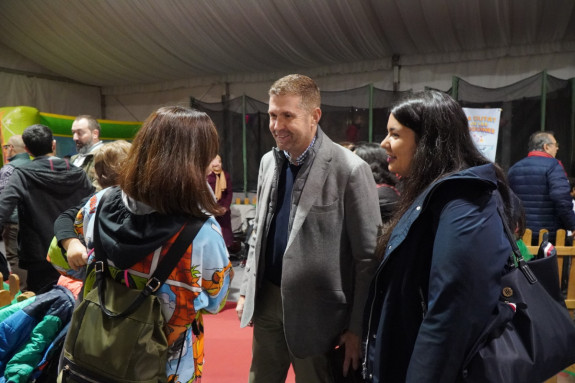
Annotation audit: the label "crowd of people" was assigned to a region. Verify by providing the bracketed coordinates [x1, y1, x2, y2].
[0, 73, 573, 383]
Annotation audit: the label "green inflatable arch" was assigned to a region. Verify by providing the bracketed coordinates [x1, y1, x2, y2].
[0, 106, 141, 165]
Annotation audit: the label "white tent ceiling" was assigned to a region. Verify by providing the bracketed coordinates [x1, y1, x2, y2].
[0, 0, 574, 89]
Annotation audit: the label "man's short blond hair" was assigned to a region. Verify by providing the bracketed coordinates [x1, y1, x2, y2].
[269, 74, 321, 112]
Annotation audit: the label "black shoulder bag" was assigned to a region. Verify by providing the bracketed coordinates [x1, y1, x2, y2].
[461, 202, 575, 382]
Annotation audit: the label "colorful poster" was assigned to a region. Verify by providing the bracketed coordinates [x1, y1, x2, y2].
[463, 108, 502, 162]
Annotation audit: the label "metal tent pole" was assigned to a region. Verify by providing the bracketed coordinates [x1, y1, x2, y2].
[452, 76, 459, 100]
[369, 84, 374, 142]
[541, 71, 547, 131]
[242, 94, 248, 195]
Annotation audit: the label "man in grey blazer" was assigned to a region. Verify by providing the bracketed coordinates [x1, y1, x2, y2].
[236, 74, 381, 382]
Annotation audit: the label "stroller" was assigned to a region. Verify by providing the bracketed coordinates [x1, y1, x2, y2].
[229, 218, 254, 268]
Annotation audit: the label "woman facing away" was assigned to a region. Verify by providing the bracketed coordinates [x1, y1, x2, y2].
[54, 106, 233, 382]
[362, 90, 514, 382]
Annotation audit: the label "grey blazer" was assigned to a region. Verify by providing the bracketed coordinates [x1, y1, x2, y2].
[240, 128, 382, 358]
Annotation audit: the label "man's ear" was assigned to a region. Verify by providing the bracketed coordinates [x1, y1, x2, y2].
[52, 140, 57, 153]
[312, 107, 322, 125]
[94, 129, 101, 141]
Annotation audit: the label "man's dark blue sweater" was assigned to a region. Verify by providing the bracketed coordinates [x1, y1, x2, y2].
[264, 161, 301, 286]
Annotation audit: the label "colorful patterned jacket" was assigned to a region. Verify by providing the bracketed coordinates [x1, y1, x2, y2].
[50, 186, 233, 382]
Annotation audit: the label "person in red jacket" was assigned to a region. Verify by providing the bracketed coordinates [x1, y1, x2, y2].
[508, 131, 575, 244]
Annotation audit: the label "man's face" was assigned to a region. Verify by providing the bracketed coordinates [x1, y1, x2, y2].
[544, 135, 559, 158]
[268, 94, 320, 159]
[72, 119, 96, 154]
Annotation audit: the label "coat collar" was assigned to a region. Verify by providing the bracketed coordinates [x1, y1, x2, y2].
[384, 164, 499, 260]
[8, 152, 30, 162]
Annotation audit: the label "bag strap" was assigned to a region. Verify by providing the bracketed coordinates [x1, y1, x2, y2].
[92, 189, 206, 318]
[496, 194, 537, 284]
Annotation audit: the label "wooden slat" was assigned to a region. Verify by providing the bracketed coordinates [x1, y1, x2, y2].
[16, 291, 35, 302]
[8, 274, 19, 300]
[0, 290, 10, 307]
[556, 230, 567, 246]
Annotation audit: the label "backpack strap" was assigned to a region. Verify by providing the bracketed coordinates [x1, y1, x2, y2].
[93, 189, 207, 318]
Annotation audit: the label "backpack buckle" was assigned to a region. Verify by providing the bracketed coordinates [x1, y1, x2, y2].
[95, 261, 105, 273]
[146, 277, 161, 293]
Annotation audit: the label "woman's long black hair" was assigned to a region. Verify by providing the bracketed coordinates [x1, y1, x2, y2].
[377, 90, 511, 257]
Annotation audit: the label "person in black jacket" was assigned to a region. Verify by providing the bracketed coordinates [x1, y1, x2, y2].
[353, 142, 400, 224]
[0, 124, 94, 293]
[507, 131, 575, 244]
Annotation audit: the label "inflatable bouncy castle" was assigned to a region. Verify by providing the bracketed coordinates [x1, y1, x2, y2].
[0, 106, 141, 165]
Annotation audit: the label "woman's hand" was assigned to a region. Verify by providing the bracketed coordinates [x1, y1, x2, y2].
[61, 237, 88, 270]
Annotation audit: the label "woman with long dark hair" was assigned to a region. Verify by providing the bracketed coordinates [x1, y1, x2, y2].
[61, 106, 233, 382]
[362, 90, 513, 382]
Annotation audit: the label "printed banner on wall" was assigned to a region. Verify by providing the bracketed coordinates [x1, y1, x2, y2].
[463, 107, 502, 162]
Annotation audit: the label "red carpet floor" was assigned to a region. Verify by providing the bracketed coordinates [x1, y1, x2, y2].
[203, 302, 295, 382]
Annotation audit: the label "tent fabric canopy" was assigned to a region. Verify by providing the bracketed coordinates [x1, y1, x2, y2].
[0, 0, 573, 88]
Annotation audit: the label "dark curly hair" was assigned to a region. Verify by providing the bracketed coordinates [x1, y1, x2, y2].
[353, 142, 397, 186]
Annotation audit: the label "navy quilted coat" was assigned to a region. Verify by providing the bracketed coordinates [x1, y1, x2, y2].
[362, 164, 511, 383]
[507, 154, 575, 241]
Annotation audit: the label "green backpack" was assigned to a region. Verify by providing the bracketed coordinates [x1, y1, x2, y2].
[59, 194, 204, 383]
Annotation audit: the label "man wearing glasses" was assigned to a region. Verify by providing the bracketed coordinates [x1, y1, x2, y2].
[0, 135, 30, 288]
[508, 131, 575, 244]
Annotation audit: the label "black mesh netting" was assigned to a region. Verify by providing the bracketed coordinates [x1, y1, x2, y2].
[192, 72, 574, 193]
